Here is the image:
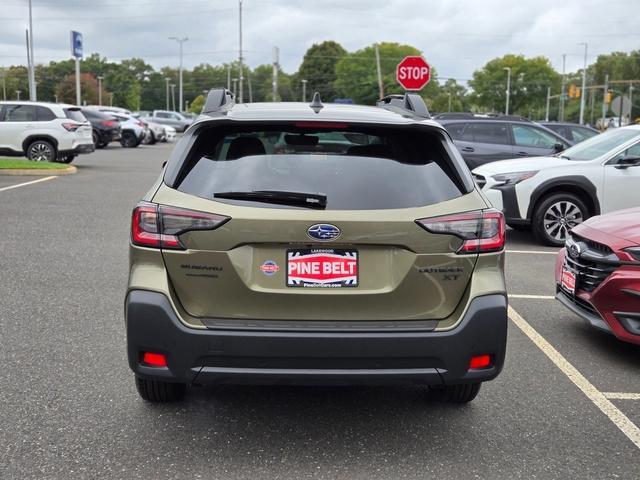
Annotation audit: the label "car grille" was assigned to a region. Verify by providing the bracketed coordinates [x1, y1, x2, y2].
[571, 233, 613, 255]
[564, 255, 617, 293]
[473, 174, 487, 189]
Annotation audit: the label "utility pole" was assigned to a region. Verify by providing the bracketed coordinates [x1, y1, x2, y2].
[232, 78, 238, 95]
[301, 79, 308, 102]
[503, 67, 511, 115]
[602, 74, 609, 129]
[272, 46, 279, 101]
[579, 42, 588, 125]
[559, 54, 566, 121]
[16, 90, 21, 100]
[169, 37, 188, 112]
[28, 0, 36, 101]
[227, 64, 231, 91]
[170, 84, 176, 111]
[590, 87, 595, 125]
[247, 69, 253, 103]
[630, 83, 634, 123]
[545, 86, 551, 121]
[25, 29, 32, 99]
[448, 91, 452, 112]
[165, 78, 170, 110]
[374, 43, 384, 98]
[238, 0, 244, 103]
[97, 75, 103, 105]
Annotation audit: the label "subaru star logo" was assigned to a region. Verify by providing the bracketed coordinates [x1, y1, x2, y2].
[567, 241, 582, 259]
[307, 224, 341, 241]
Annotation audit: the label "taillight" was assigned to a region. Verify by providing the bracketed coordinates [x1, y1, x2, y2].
[131, 202, 229, 250]
[137, 120, 145, 127]
[416, 209, 505, 254]
[62, 122, 81, 132]
[101, 120, 116, 127]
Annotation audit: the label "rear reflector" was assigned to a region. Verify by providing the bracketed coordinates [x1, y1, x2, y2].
[131, 202, 229, 250]
[469, 354, 492, 370]
[416, 209, 506, 254]
[141, 352, 167, 367]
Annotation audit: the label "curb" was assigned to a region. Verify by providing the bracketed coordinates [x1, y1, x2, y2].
[0, 165, 77, 176]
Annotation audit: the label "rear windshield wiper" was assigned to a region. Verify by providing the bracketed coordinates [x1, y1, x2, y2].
[213, 190, 327, 209]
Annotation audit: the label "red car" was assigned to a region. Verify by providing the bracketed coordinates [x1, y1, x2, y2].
[555, 207, 640, 345]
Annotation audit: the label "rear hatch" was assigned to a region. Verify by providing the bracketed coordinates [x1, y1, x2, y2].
[64, 107, 93, 141]
[153, 121, 488, 322]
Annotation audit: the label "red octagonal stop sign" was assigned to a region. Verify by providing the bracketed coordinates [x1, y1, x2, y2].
[396, 56, 431, 90]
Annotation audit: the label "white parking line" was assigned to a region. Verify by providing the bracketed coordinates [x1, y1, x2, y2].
[603, 393, 640, 400]
[508, 306, 640, 451]
[509, 294, 555, 300]
[506, 249, 559, 255]
[0, 176, 56, 192]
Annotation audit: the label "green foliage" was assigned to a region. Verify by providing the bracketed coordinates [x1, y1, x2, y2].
[189, 94, 204, 113]
[334, 42, 440, 106]
[469, 54, 560, 118]
[295, 41, 347, 101]
[55, 72, 101, 104]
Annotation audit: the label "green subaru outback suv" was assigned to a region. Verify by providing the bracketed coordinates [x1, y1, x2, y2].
[125, 90, 507, 403]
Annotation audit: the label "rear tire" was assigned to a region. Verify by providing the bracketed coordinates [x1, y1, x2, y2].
[121, 131, 140, 148]
[135, 376, 186, 402]
[59, 154, 76, 164]
[26, 139, 56, 162]
[432, 383, 481, 403]
[532, 193, 589, 246]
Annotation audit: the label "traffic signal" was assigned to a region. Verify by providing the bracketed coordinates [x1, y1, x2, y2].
[575, 88, 581, 99]
[568, 84, 576, 98]
[605, 91, 612, 104]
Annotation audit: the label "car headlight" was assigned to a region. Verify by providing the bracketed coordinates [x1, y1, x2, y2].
[624, 247, 640, 262]
[491, 171, 538, 186]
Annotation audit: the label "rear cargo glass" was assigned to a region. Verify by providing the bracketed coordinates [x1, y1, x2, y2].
[175, 126, 466, 210]
[64, 108, 87, 122]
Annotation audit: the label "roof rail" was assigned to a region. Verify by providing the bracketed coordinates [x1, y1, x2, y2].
[433, 112, 533, 122]
[376, 93, 430, 119]
[202, 88, 235, 115]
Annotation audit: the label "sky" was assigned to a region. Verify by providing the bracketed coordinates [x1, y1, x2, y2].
[0, 0, 638, 83]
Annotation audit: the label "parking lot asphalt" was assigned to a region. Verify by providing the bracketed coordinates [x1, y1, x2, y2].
[1, 144, 639, 479]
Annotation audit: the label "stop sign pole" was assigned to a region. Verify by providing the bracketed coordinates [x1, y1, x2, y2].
[396, 56, 431, 91]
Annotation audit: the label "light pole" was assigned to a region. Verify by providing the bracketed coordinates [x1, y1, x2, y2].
[447, 91, 452, 112]
[578, 42, 588, 125]
[28, 0, 36, 101]
[165, 78, 170, 110]
[238, 0, 243, 103]
[170, 84, 176, 111]
[16, 90, 21, 100]
[232, 78, 238, 94]
[1, 68, 6, 101]
[559, 53, 567, 121]
[301, 79, 308, 102]
[97, 75, 103, 105]
[503, 67, 512, 115]
[169, 36, 188, 112]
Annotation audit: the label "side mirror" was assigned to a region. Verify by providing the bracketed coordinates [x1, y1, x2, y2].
[553, 142, 565, 153]
[614, 155, 640, 169]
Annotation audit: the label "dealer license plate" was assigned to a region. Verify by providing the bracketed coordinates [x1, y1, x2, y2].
[287, 249, 358, 288]
[561, 267, 576, 294]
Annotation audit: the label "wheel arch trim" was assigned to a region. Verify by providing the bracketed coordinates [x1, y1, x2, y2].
[526, 175, 600, 220]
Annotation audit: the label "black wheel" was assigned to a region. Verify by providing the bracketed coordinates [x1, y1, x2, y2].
[532, 193, 589, 246]
[121, 131, 140, 148]
[135, 376, 186, 402]
[431, 383, 482, 403]
[147, 131, 157, 145]
[26, 139, 56, 162]
[59, 154, 76, 164]
[92, 130, 100, 148]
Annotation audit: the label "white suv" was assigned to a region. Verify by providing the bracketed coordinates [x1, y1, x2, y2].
[0, 101, 94, 163]
[473, 125, 640, 246]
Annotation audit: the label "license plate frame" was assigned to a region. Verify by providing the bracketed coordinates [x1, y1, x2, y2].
[286, 248, 358, 288]
[561, 267, 576, 294]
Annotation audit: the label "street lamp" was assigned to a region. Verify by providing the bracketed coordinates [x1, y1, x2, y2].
[503, 67, 512, 115]
[97, 75, 104, 105]
[168, 36, 188, 112]
[165, 78, 170, 110]
[578, 42, 588, 125]
[301, 79, 308, 102]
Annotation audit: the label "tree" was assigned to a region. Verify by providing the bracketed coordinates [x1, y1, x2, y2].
[334, 42, 440, 106]
[104, 68, 141, 110]
[295, 41, 347, 101]
[189, 94, 205, 113]
[430, 79, 468, 114]
[469, 54, 560, 118]
[55, 73, 103, 105]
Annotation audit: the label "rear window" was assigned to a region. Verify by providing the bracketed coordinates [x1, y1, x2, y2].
[64, 108, 87, 122]
[174, 125, 468, 210]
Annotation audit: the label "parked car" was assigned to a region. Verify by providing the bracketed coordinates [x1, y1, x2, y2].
[162, 125, 177, 142]
[539, 122, 599, 144]
[103, 113, 146, 148]
[435, 113, 571, 169]
[473, 125, 640, 245]
[133, 114, 166, 145]
[125, 90, 507, 404]
[81, 108, 121, 149]
[0, 101, 94, 163]
[555, 207, 640, 345]
[146, 110, 192, 132]
[86, 105, 132, 116]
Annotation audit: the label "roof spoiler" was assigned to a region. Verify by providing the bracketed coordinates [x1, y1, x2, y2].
[202, 88, 235, 116]
[376, 93, 430, 119]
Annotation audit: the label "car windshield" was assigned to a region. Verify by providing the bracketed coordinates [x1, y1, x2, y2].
[176, 126, 467, 210]
[560, 128, 640, 161]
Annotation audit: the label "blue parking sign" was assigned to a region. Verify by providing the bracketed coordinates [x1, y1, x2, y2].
[71, 31, 83, 58]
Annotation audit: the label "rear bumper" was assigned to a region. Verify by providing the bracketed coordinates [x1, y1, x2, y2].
[59, 142, 95, 156]
[125, 290, 508, 386]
